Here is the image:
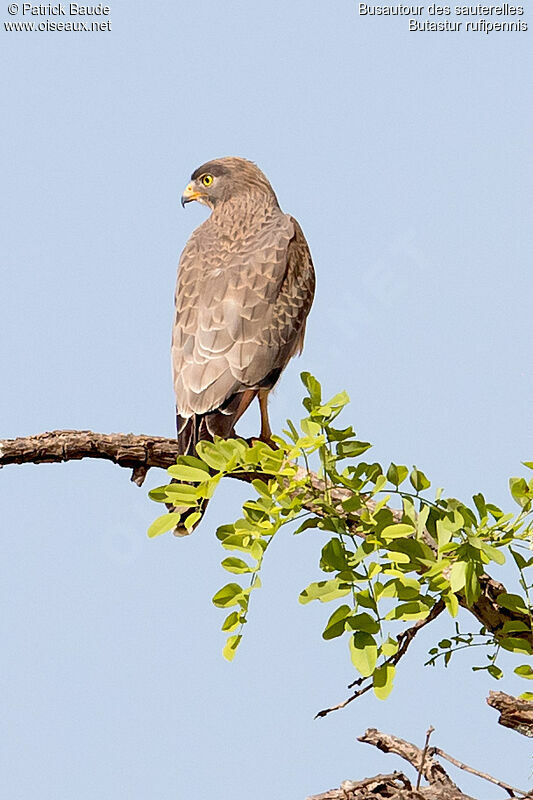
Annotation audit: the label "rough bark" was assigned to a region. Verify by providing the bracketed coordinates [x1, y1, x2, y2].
[487, 691, 533, 738]
[307, 722, 532, 800]
[357, 729, 465, 799]
[0, 429, 531, 648]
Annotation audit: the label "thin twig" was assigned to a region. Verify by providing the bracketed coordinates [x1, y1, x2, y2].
[416, 726, 435, 789]
[348, 600, 446, 689]
[316, 601, 446, 718]
[314, 682, 373, 719]
[431, 745, 529, 798]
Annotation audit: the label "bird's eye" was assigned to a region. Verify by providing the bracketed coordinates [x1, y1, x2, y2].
[201, 174, 213, 187]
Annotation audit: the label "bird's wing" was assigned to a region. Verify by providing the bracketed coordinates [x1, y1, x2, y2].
[172, 213, 315, 419]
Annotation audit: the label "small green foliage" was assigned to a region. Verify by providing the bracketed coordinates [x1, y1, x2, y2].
[223, 635, 242, 662]
[373, 664, 395, 700]
[149, 372, 533, 701]
[515, 664, 533, 679]
[147, 512, 184, 538]
[350, 632, 378, 677]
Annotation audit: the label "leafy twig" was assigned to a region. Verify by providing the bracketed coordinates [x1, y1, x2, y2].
[317, 601, 445, 718]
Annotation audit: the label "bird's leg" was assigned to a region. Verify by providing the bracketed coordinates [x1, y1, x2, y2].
[258, 389, 273, 443]
[245, 390, 278, 449]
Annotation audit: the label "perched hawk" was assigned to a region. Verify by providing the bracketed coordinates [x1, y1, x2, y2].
[171, 157, 315, 530]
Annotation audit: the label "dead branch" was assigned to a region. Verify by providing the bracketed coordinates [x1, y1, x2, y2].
[417, 727, 435, 790]
[431, 745, 528, 797]
[311, 724, 532, 800]
[487, 691, 533, 739]
[306, 771, 417, 800]
[0, 429, 531, 651]
[358, 729, 462, 795]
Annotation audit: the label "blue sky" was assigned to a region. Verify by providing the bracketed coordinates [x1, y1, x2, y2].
[1, 2, 532, 798]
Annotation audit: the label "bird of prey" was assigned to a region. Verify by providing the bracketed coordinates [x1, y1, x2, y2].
[171, 157, 315, 531]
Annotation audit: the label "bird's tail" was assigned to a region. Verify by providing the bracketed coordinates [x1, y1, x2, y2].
[171, 391, 257, 535]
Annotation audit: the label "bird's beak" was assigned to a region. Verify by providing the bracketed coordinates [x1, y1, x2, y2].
[181, 182, 204, 208]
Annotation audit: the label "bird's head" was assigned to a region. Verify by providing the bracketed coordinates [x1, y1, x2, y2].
[181, 157, 278, 210]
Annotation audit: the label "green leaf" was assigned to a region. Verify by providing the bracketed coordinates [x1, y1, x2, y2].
[184, 511, 202, 532]
[385, 553, 412, 567]
[212, 583, 244, 609]
[380, 523, 415, 540]
[221, 557, 254, 574]
[472, 493, 487, 519]
[450, 562, 467, 593]
[496, 593, 530, 616]
[479, 542, 505, 566]
[301, 371, 322, 405]
[299, 579, 351, 604]
[499, 637, 533, 655]
[410, 467, 431, 492]
[514, 664, 533, 680]
[487, 665, 503, 680]
[147, 512, 183, 538]
[436, 520, 453, 551]
[386, 463, 408, 487]
[222, 634, 242, 661]
[293, 517, 321, 535]
[341, 494, 363, 513]
[221, 611, 241, 632]
[148, 486, 170, 503]
[443, 591, 459, 617]
[346, 612, 380, 634]
[367, 562, 382, 579]
[379, 579, 401, 599]
[167, 464, 211, 482]
[349, 632, 378, 677]
[337, 440, 372, 458]
[510, 548, 528, 571]
[509, 477, 531, 508]
[501, 621, 530, 634]
[385, 601, 432, 621]
[322, 605, 352, 640]
[354, 589, 378, 612]
[380, 636, 399, 657]
[163, 483, 201, 505]
[320, 538, 349, 571]
[416, 504, 430, 539]
[195, 440, 231, 470]
[324, 390, 350, 410]
[300, 418, 321, 437]
[218, 532, 254, 552]
[373, 664, 395, 700]
[464, 561, 481, 606]
[519, 692, 533, 701]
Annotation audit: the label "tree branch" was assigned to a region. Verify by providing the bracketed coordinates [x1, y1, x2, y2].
[307, 719, 533, 800]
[487, 691, 533, 739]
[306, 771, 416, 800]
[358, 728, 462, 795]
[1, 429, 531, 649]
